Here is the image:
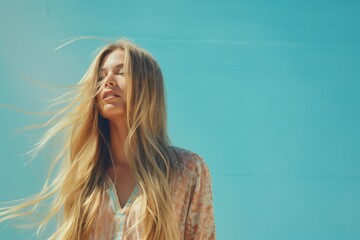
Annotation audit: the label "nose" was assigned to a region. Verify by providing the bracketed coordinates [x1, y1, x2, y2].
[103, 73, 116, 88]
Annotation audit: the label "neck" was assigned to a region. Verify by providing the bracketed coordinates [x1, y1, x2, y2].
[108, 116, 129, 168]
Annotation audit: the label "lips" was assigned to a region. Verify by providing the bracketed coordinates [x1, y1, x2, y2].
[102, 90, 121, 100]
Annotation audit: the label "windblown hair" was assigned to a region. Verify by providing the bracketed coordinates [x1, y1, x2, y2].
[0, 39, 181, 240]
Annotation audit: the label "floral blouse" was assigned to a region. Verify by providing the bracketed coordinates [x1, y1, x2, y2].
[89, 146, 216, 239]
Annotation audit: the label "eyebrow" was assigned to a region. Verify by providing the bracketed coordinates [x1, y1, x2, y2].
[99, 63, 124, 72]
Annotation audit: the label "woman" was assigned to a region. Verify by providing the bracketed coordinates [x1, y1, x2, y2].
[0, 39, 215, 239]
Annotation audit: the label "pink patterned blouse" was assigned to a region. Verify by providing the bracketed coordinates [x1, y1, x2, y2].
[89, 146, 216, 240]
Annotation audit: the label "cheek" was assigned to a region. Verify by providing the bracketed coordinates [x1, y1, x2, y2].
[117, 78, 126, 91]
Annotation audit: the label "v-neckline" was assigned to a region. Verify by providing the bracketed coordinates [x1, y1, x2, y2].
[105, 173, 139, 212]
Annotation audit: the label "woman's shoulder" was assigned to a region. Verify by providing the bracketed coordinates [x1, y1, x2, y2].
[168, 145, 210, 179]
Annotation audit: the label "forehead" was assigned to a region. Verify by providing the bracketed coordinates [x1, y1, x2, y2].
[100, 49, 125, 71]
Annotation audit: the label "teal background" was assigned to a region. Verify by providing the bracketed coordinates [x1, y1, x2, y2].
[1, 0, 360, 239]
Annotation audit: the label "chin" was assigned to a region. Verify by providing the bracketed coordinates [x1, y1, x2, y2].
[100, 110, 125, 121]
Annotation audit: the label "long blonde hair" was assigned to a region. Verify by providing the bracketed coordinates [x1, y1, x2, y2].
[0, 39, 181, 240]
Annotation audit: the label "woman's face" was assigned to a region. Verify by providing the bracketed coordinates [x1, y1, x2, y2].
[96, 49, 127, 120]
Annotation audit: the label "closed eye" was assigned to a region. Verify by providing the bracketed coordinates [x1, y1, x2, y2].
[98, 64, 124, 80]
[115, 67, 125, 76]
[98, 72, 106, 81]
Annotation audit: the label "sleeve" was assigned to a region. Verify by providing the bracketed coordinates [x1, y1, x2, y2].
[184, 154, 216, 240]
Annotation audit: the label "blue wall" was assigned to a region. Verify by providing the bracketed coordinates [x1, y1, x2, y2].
[1, 0, 360, 239]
